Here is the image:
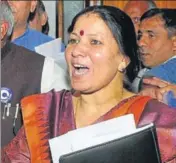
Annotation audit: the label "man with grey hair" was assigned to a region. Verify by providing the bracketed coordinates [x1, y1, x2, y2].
[7, 0, 54, 51]
[1, 1, 14, 47]
[1, 1, 45, 147]
[124, 0, 157, 35]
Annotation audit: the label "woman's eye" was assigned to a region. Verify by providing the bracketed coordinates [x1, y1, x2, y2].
[68, 39, 79, 44]
[90, 39, 102, 45]
[148, 32, 156, 38]
[149, 33, 155, 39]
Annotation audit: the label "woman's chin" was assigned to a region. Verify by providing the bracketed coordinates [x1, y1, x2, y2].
[72, 83, 92, 94]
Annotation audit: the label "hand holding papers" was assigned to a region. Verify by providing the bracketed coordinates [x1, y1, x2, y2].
[49, 114, 161, 163]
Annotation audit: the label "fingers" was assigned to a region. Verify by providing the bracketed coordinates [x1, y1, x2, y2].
[155, 89, 164, 102]
[159, 85, 176, 97]
[143, 77, 170, 88]
[141, 77, 176, 103]
[139, 87, 158, 99]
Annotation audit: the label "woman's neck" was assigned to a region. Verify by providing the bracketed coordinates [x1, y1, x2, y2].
[73, 74, 134, 127]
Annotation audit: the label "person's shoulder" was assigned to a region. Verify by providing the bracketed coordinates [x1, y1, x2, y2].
[144, 64, 171, 82]
[21, 89, 71, 107]
[28, 28, 54, 42]
[145, 58, 176, 82]
[143, 99, 176, 119]
[138, 99, 176, 127]
[146, 99, 176, 109]
[11, 42, 44, 60]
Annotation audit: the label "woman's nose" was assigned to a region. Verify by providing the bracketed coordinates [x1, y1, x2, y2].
[71, 41, 88, 58]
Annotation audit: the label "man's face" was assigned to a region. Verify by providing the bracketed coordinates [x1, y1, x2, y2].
[138, 16, 174, 68]
[124, 1, 149, 35]
[7, 1, 36, 28]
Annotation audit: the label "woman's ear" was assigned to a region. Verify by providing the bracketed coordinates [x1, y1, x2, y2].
[118, 56, 130, 73]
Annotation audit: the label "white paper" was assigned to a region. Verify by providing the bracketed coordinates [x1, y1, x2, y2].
[35, 38, 63, 60]
[41, 57, 71, 93]
[34, 38, 71, 92]
[49, 114, 137, 163]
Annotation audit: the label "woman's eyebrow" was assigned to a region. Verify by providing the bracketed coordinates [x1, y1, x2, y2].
[70, 32, 79, 36]
[71, 32, 105, 38]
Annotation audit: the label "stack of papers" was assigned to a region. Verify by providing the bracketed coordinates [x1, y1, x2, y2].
[49, 114, 152, 163]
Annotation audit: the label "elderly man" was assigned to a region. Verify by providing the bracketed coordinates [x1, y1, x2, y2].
[1, 1, 45, 147]
[138, 8, 176, 106]
[7, 0, 66, 52]
[7, 0, 55, 51]
[124, 0, 156, 35]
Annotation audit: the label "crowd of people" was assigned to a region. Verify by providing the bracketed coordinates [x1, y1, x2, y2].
[1, 0, 176, 163]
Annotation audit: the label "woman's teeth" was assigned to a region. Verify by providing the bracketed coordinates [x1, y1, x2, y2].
[73, 64, 89, 75]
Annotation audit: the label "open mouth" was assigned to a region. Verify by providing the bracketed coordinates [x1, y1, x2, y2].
[73, 64, 89, 76]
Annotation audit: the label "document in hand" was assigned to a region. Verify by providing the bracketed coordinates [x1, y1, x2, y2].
[49, 114, 161, 163]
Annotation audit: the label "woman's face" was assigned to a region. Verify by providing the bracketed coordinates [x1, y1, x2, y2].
[65, 13, 123, 93]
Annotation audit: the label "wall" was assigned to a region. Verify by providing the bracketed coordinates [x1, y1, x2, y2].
[103, 0, 176, 9]
[63, 1, 84, 44]
[43, 1, 56, 38]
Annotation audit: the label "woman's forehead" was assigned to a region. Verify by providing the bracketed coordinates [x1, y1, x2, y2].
[74, 13, 102, 28]
[72, 13, 113, 38]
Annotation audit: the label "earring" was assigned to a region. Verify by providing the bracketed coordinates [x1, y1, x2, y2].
[118, 59, 126, 73]
[119, 67, 126, 73]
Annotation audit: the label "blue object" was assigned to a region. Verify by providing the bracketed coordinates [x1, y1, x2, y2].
[1, 87, 13, 103]
[12, 27, 65, 52]
[144, 58, 176, 84]
[163, 91, 176, 108]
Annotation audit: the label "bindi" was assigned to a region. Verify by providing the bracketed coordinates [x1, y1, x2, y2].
[80, 30, 84, 36]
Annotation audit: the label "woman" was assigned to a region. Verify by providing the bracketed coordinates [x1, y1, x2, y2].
[2, 6, 176, 163]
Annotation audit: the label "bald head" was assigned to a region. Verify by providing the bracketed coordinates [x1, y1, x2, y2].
[124, 0, 156, 35]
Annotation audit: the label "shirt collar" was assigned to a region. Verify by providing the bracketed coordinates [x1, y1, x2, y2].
[12, 26, 30, 42]
[164, 55, 176, 63]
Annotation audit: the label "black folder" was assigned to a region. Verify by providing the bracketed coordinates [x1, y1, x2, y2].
[59, 125, 161, 163]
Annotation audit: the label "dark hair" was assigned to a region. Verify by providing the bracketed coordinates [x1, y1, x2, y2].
[68, 6, 140, 83]
[141, 8, 176, 38]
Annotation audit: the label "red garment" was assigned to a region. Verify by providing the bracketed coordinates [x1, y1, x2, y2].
[1, 90, 176, 163]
